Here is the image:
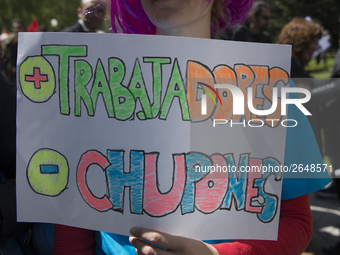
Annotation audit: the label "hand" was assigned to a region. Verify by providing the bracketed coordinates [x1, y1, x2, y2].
[129, 227, 219, 255]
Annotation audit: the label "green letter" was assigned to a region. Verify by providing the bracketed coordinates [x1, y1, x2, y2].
[128, 58, 152, 120]
[109, 58, 135, 120]
[91, 59, 114, 117]
[74, 60, 94, 116]
[143, 57, 171, 118]
[42, 45, 87, 115]
[160, 59, 189, 120]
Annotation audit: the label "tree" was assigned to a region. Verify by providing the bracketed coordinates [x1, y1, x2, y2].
[0, 0, 110, 32]
[269, 0, 340, 49]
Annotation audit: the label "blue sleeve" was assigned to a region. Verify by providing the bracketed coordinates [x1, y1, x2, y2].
[95, 232, 135, 255]
[281, 81, 331, 200]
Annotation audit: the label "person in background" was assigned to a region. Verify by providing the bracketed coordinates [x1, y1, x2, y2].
[4, 19, 24, 84]
[276, 18, 324, 156]
[276, 18, 323, 81]
[0, 30, 8, 76]
[0, 55, 54, 255]
[39, 24, 49, 32]
[0, 64, 36, 254]
[0, 61, 20, 248]
[61, 0, 107, 32]
[218, 0, 271, 43]
[52, 0, 331, 254]
[277, 17, 329, 171]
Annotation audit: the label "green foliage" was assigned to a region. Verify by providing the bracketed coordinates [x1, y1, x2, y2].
[1, 0, 82, 32]
[305, 54, 336, 78]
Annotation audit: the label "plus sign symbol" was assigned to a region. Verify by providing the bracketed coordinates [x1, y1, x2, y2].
[19, 56, 56, 102]
[25, 67, 48, 89]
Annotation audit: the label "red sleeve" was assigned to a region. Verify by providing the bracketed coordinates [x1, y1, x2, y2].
[213, 194, 312, 255]
[53, 224, 96, 255]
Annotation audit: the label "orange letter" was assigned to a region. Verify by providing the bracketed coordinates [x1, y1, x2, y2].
[234, 64, 254, 121]
[213, 65, 237, 120]
[263, 68, 289, 127]
[187, 61, 216, 122]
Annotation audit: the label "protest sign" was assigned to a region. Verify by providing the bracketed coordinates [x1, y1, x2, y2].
[16, 32, 291, 240]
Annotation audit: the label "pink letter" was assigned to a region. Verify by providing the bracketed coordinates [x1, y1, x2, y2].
[143, 153, 186, 216]
[77, 150, 112, 211]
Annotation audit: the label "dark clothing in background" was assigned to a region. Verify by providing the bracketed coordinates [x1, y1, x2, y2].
[291, 57, 311, 80]
[61, 21, 86, 32]
[0, 72, 33, 249]
[4, 36, 19, 84]
[331, 49, 340, 78]
[0, 71, 16, 179]
[218, 24, 271, 43]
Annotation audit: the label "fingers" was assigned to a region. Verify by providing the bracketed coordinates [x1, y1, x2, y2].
[129, 236, 170, 255]
[130, 227, 186, 251]
[129, 227, 219, 255]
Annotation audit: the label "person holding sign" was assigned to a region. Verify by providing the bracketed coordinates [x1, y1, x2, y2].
[53, 0, 330, 254]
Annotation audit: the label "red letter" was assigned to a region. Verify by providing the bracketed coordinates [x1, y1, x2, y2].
[77, 150, 112, 211]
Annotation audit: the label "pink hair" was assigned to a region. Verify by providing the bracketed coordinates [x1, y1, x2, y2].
[110, 0, 253, 36]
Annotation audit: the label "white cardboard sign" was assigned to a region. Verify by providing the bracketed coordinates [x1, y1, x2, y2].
[16, 32, 291, 240]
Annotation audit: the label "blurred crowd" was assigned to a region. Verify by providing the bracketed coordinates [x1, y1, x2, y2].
[1, 0, 340, 254]
[0, 0, 107, 84]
